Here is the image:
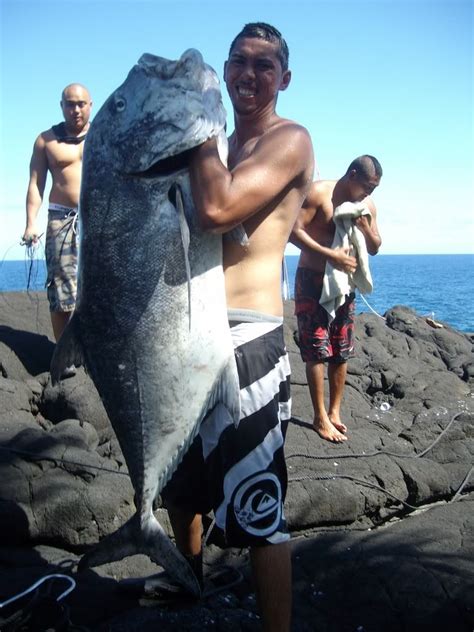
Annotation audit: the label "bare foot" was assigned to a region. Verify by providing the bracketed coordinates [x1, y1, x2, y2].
[313, 417, 347, 443]
[328, 414, 347, 434]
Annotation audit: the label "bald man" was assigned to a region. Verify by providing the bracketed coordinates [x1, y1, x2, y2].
[23, 84, 92, 342]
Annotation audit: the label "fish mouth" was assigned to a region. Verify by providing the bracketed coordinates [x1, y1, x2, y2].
[128, 148, 194, 178]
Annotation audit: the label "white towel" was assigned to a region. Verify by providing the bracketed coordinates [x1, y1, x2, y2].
[320, 201, 373, 321]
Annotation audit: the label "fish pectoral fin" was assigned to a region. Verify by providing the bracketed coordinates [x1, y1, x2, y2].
[281, 257, 290, 300]
[168, 182, 192, 329]
[50, 313, 84, 385]
[223, 356, 242, 426]
[224, 224, 249, 246]
[206, 356, 242, 429]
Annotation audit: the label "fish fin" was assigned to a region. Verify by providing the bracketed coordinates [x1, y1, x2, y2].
[281, 257, 290, 300]
[216, 129, 229, 166]
[118, 565, 242, 602]
[198, 402, 236, 460]
[156, 417, 203, 493]
[169, 183, 192, 330]
[156, 358, 241, 492]
[224, 224, 249, 246]
[206, 356, 241, 429]
[78, 512, 201, 597]
[50, 313, 84, 385]
[221, 356, 242, 426]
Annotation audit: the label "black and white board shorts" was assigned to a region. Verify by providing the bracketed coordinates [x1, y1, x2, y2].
[162, 309, 291, 547]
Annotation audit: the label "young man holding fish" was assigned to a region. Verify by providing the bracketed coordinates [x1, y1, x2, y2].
[23, 84, 92, 342]
[163, 22, 314, 631]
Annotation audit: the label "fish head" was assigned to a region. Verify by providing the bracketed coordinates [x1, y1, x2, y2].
[88, 48, 226, 175]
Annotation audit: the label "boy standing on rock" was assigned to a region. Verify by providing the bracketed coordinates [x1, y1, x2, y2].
[291, 156, 382, 443]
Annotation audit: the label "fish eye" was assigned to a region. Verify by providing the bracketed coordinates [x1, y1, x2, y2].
[115, 97, 127, 112]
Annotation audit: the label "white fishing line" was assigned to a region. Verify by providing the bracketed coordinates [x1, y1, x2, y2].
[0, 574, 76, 608]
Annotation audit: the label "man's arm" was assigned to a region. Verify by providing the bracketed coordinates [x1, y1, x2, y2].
[355, 197, 382, 255]
[23, 134, 48, 242]
[189, 124, 313, 233]
[290, 184, 358, 273]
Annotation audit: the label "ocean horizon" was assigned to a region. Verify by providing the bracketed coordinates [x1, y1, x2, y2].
[1, 254, 473, 332]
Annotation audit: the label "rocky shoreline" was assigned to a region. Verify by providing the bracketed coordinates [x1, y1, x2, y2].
[0, 291, 473, 631]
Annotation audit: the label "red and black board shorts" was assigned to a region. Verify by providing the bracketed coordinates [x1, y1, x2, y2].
[294, 267, 355, 363]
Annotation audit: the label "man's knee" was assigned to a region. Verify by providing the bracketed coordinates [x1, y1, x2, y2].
[250, 540, 290, 558]
[250, 541, 292, 579]
[327, 357, 348, 365]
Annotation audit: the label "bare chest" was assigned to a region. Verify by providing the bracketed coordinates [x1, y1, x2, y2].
[46, 141, 83, 171]
[227, 136, 258, 170]
[309, 204, 336, 245]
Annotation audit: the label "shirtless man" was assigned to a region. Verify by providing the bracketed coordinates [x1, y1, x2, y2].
[291, 156, 382, 442]
[23, 84, 92, 341]
[161, 23, 314, 632]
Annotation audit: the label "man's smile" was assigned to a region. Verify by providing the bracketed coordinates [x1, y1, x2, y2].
[236, 85, 256, 98]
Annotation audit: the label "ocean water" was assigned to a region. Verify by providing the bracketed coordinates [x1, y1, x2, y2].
[0, 258, 48, 294]
[286, 254, 474, 333]
[1, 254, 473, 332]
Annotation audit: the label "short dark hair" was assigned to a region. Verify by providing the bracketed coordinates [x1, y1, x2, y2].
[228, 22, 289, 71]
[347, 155, 383, 179]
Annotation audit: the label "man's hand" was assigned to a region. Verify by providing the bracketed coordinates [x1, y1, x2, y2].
[354, 215, 371, 234]
[22, 224, 40, 245]
[330, 246, 357, 274]
[354, 211, 381, 255]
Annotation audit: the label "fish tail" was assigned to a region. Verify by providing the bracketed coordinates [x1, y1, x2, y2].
[50, 312, 84, 384]
[78, 512, 201, 597]
[78, 517, 138, 571]
[219, 356, 241, 427]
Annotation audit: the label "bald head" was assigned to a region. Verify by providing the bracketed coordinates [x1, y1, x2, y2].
[60, 83, 92, 134]
[61, 83, 91, 103]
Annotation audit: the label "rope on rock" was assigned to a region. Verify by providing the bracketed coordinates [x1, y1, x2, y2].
[0, 445, 130, 476]
[358, 292, 386, 320]
[0, 574, 76, 609]
[1, 413, 471, 512]
[288, 472, 421, 511]
[450, 465, 474, 503]
[0, 574, 84, 632]
[286, 412, 472, 508]
[287, 411, 462, 461]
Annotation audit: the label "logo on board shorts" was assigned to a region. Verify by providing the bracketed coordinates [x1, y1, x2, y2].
[233, 472, 282, 537]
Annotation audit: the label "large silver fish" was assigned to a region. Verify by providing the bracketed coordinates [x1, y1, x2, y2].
[51, 49, 241, 596]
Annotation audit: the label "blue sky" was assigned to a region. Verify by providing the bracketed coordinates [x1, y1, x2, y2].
[1, 0, 472, 260]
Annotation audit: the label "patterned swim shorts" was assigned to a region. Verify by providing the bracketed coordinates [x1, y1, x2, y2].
[294, 267, 355, 363]
[161, 311, 291, 548]
[45, 205, 79, 312]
